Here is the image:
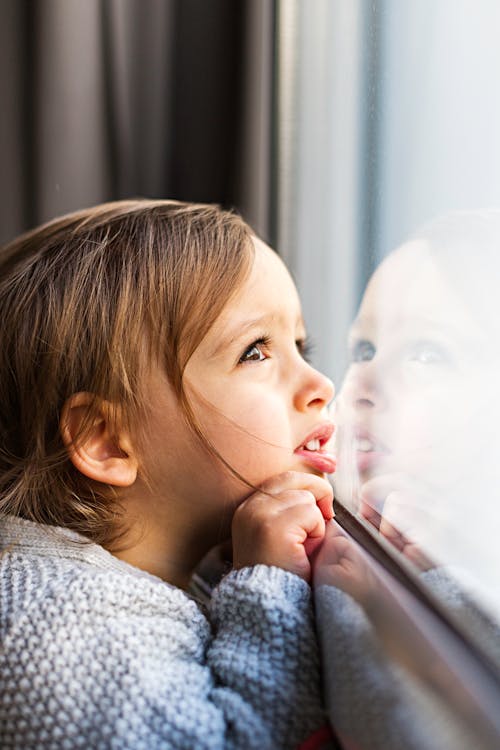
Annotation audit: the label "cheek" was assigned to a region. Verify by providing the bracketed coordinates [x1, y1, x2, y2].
[198, 398, 293, 481]
[198, 385, 291, 446]
[388, 390, 453, 454]
[389, 381, 473, 484]
[397, 375, 466, 435]
[141, 412, 200, 481]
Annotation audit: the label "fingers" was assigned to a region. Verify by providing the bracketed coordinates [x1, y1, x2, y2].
[238, 487, 325, 540]
[258, 471, 334, 520]
[359, 476, 439, 571]
[359, 473, 433, 529]
[313, 520, 376, 599]
[278, 498, 326, 564]
[232, 474, 333, 581]
[314, 522, 352, 568]
[360, 473, 430, 509]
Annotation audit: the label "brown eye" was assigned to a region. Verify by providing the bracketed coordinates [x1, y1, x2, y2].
[239, 340, 268, 363]
[241, 345, 264, 362]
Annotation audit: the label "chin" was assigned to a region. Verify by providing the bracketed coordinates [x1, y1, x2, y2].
[294, 462, 325, 478]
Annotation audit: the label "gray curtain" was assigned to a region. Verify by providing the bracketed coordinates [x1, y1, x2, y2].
[0, 0, 275, 244]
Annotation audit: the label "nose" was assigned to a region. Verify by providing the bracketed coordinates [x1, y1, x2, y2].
[341, 363, 381, 412]
[293, 362, 335, 413]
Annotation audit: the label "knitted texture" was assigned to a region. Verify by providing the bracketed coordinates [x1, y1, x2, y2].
[315, 569, 492, 750]
[0, 516, 326, 749]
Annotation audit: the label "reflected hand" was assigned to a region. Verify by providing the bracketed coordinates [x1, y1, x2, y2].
[313, 520, 379, 603]
[359, 474, 440, 570]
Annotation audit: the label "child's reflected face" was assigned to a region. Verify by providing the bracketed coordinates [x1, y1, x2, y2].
[141, 238, 335, 532]
[336, 241, 488, 491]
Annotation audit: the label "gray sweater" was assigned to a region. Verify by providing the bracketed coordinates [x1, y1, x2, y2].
[0, 516, 326, 749]
[315, 568, 497, 750]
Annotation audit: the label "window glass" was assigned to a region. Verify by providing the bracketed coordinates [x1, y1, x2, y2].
[277, 1, 500, 746]
[335, 213, 500, 633]
[278, 0, 500, 634]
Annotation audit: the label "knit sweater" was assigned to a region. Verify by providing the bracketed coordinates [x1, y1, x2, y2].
[315, 566, 496, 750]
[0, 516, 326, 750]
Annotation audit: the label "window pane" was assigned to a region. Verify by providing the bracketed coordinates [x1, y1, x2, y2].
[277, 0, 500, 746]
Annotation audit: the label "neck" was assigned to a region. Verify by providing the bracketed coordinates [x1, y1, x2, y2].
[110, 498, 229, 589]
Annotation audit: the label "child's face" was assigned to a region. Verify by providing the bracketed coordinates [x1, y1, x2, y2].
[141, 238, 335, 529]
[335, 241, 490, 496]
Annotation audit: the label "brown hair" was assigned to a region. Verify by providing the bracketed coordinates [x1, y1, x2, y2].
[0, 199, 253, 546]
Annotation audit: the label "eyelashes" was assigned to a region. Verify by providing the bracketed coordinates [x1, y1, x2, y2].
[238, 334, 313, 364]
[238, 336, 271, 363]
[405, 340, 452, 365]
[348, 337, 454, 366]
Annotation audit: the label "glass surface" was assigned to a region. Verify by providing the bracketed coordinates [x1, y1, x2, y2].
[333, 211, 500, 646]
[277, 0, 500, 635]
[314, 520, 500, 750]
[276, 1, 500, 747]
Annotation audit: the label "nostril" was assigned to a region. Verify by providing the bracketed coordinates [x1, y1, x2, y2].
[309, 397, 326, 408]
[356, 397, 374, 409]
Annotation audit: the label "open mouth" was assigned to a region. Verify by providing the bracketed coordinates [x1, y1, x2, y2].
[353, 428, 389, 472]
[303, 438, 322, 451]
[354, 428, 388, 454]
[294, 423, 336, 473]
[355, 436, 380, 452]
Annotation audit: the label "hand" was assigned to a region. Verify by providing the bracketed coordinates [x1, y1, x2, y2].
[359, 474, 440, 570]
[313, 520, 380, 604]
[232, 471, 334, 582]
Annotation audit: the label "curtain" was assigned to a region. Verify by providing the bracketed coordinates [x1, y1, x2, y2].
[0, 0, 275, 245]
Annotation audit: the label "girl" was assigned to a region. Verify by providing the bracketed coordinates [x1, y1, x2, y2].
[0, 200, 337, 749]
[334, 210, 500, 594]
[314, 211, 500, 750]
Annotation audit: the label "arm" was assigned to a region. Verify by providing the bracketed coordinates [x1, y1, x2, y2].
[0, 562, 320, 750]
[208, 565, 325, 749]
[1, 472, 333, 750]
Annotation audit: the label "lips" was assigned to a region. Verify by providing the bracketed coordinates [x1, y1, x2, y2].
[354, 427, 387, 453]
[294, 422, 336, 474]
[353, 426, 389, 472]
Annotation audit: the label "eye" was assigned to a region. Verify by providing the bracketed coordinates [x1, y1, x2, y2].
[296, 336, 313, 362]
[407, 341, 451, 365]
[238, 337, 270, 363]
[350, 339, 376, 363]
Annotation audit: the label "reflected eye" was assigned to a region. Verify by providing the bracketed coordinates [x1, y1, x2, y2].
[408, 341, 451, 365]
[350, 339, 376, 363]
[238, 337, 270, 363]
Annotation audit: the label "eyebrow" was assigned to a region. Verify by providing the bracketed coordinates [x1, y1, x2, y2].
[349, 315, 475, 344]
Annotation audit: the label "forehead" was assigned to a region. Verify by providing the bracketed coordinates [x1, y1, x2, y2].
[355, 240, 479, 338]
[214, 236, 302, 328]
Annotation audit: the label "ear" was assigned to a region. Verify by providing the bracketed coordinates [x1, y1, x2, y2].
[60, 392, 138, 487]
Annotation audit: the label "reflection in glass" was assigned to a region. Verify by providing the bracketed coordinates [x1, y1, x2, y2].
[333, 210, 500, 635]
[314, 521, 500, 750]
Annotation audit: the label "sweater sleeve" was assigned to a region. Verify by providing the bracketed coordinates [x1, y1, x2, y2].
[207, 565, 327, 749]
[0, 556, 326, 750]
[314, 573, 491, 750]
[315, 583, 436, 750]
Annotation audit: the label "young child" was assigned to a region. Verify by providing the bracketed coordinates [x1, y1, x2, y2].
[334, 210, 500, 590]
[0, 200, 337, 749]
[314, 211, 500, 750]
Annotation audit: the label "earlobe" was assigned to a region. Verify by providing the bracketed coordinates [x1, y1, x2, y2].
[60, 393, 138, 487]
